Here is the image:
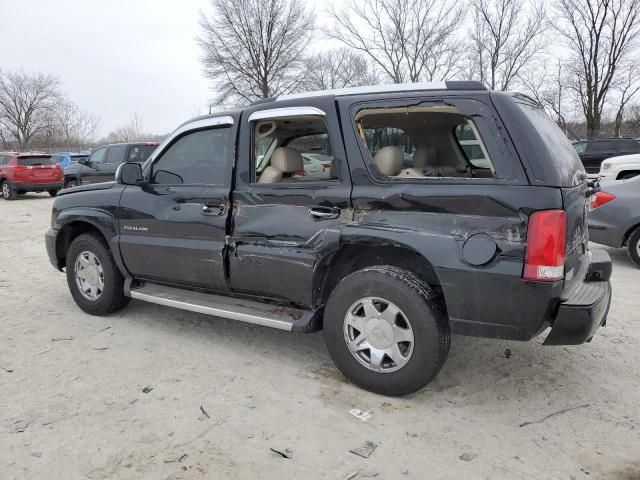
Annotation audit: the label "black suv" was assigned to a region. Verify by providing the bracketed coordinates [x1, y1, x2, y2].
[573, 138, 640, 174]
[45, 82, 612, 396]
[63, 142, 159, 188]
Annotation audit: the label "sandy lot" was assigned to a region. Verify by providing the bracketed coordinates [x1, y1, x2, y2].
[1, 193, 639, 480]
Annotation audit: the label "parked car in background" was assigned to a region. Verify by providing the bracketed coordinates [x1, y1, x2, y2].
[573, 138, 640, 174]
[0, 152, 63, 200]
[598, 154, 640, 182]
[52, 152, 89, 169]
[46, 81, 611, 396]
[63, 142, 159, 188]
[589, 176, 640, 267]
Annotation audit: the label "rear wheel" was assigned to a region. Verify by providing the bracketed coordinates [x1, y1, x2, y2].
[1, 180, 16, 200]
[323, 266, 450, 396]
[627, 227, 640, 267]
[66, 233, 130, 315]
[64, 178, 79, 188]
[48, 189, 60, 197]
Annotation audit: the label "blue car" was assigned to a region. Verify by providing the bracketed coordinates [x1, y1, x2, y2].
[51, 152, 89, 169]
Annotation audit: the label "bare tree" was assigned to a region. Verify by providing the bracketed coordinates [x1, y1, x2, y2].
[328, 0, 463, 84]
[199, 0, 314, 104]
[0, 70, 60, 149]
[107, 113, 145, 143]
[469, 0, 548, 90]
[612, 61, 640, 136]
[556, 0, 640, 138]
[304, 48, 380, 91]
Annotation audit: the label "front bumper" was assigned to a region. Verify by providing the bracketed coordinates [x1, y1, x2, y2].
[544, 249, 612, 345]
[45, 228, 63, 270]
[11, 181, 64, 192]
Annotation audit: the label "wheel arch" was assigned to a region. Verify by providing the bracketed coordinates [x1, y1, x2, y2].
[622, 222, 640, 246]
[616, 170, 640, 180]
[315, 239, 444, 311]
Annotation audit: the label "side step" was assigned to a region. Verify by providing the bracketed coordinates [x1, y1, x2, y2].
[128, 282, 320, 333]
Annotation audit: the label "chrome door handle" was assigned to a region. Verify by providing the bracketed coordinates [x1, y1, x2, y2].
[308, 207, 340, 220]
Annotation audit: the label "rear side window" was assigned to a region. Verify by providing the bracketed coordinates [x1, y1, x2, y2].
[128, 144, 157, 163]
[588, 141, 611, 152]
[354, 106, 495, 180]
[617, 139, 640, 150]
[18, 156, 54, 166]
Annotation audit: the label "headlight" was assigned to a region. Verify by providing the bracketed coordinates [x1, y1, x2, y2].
[602, 163, 611, 170]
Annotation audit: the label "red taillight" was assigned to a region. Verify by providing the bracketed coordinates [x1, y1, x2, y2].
[523, 210, 566, 282]
[591, 191, 615, 210]
[13, 165, 28, 180]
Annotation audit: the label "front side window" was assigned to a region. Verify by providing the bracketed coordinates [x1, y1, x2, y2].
[90, 147, 107, 165]
[105, 145, 126, 164]
[354, 106, 495, 180]
[152, 128, 230, 185]
[253, 115, 338, 183]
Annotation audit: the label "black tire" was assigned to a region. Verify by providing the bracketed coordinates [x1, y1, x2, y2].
[66, 233, 130, 315]
[64, 178, 79, 189]
[1, 180, 17, 200]
[323, 265, 450, 396]
[619, 172, 639, 180]
[48, 189, 60, 197]
[627, 227, 640, 268]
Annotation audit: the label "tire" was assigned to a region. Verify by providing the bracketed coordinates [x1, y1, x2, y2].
[627, 227, 640, 268]
[64, 178, 79, 189]
[48, 189, 60, 197]
[619, 172, 639, 180]
[323, 265, 450, 396]
[65, 233, 130, 315]
[1, 180, 17, 200]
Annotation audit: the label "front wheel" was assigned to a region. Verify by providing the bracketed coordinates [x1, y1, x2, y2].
[627, 227, 640, 267]
[1, 180, 16, 200]
[323, 266, 450, 396]
[64, 178, 79, 189]
[66, 233, 130, 315]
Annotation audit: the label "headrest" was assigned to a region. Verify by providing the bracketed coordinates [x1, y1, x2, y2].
[271, 147, 303, 173]
[373, 146, 403, 176]
[413, 146, 438, 168]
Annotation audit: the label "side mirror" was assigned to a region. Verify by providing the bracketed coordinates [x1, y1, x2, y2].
[78, 158, 89, 166]
[116, 162, 144, 185]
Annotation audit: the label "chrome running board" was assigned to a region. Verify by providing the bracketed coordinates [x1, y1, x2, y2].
[129, 282, 318, 332]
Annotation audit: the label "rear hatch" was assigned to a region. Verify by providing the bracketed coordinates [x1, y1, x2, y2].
[503, 97, 590, 292]
[16, 155, 61, 183]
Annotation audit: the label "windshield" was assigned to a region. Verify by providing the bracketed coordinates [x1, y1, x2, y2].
[18, 156, 54, 166]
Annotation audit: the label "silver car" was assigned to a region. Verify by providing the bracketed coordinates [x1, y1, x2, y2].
[589, 176, 640, 267]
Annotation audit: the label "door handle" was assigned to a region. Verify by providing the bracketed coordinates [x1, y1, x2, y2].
[202, 203, 227, 216]
[308, 206, 341, 220]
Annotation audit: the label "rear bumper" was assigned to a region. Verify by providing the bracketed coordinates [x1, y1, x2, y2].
[11, 181, 63, 192]
[544, 249, 612, 345]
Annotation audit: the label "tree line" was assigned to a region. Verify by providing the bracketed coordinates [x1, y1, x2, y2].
[0, 70, 157, 152]
[199, 0, 640, 139]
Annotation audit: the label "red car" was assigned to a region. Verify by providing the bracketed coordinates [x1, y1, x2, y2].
[0, 152, 64, 200]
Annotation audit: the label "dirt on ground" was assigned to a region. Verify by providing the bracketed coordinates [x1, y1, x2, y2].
[1, 194, 639, 480]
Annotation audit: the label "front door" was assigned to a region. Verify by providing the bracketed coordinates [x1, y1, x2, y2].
[118, 119, 235, 291]
[229, 99, 352, 307]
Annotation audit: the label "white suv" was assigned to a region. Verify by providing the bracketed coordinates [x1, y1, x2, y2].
[599, 154, 640, 182]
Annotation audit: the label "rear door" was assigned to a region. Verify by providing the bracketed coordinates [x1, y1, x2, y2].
[228, 99, 352, 306]
[118, 116, 236, 290]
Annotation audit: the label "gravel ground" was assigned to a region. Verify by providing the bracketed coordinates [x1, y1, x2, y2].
[1, 194, 639, 480]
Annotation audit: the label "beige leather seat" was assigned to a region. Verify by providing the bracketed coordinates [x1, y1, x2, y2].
[373, 146, 403, 177]
[258, 147, 304, 183]
[413, 146, 457, 177]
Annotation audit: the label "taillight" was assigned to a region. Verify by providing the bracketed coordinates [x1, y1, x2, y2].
[591, 191, 615, 210]
[13, 165, 27, 180]
[523, 210, 566, 282]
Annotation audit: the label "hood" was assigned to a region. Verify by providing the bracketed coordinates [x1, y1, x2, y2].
[56, 181, 116, 196]
[602, 154, 640, 164]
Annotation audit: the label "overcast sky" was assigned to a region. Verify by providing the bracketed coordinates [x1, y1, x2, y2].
[1, 0, 329, 137]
